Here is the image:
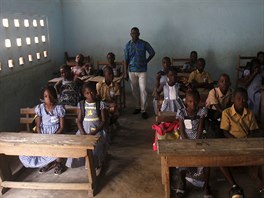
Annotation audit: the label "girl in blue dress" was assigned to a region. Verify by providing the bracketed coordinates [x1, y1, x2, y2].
[19, 85, 66, 175]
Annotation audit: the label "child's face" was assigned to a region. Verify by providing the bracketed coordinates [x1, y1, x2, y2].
[83, 88, 95, 102]
[104, 71, 114, 83]
[167, 71, 176, 86]
[130, 29, 140, 42]
[196, 61, 205, 73]
[218, 75, 230, 93]
[43, 90, 53, 105]
[233, 92, 247, 112]
[190, 53, 197, 62]
[107, 54, 115, 64]
[162, 59, 171, 70]
[185, 94, 199, 111]
[60, 68, 71, 79]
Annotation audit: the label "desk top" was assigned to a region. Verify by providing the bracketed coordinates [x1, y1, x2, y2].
[0, 132, 99, 150]
[158, 138, 264, 157]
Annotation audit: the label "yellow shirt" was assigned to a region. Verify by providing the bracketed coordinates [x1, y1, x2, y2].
[188, 70, 213, 84]
[206, 87, 232, 110]
[220, 105, 258, 138]
[96, 80, 120, 102]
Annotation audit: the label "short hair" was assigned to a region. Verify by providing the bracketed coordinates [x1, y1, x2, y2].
[82, 82, 96, 93]
[234, 87, 248, 99]
[131, 27, 139, 32]
[197, 58, 206, 65]
[162, 57, 171, 62]
[103, 66, 114, 75]
[60, 64, 71, 73]
[185, 89, 200, 103]
[190, 51, 198, 56]
[219, 73, 230, 82]
[107, 52, 115, 59]
[257, 51, 264, 57]
[40, 85, 58, 103]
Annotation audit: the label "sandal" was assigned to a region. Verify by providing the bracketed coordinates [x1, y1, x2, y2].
[54, 162, 67, 175]
[175, 189, 185, 198]
[39, 161, 56, 173]
[229, 185, 244, 198]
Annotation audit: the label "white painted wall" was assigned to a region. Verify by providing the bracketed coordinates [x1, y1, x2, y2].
[0, 0, 65, 131]
[62, 0, 264, 88]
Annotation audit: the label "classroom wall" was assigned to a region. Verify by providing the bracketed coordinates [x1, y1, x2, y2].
[0, 0, 65, 131]
[62, 0, 264, 89]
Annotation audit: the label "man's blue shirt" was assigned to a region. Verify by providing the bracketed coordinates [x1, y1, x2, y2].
[124, 39, 155, 72]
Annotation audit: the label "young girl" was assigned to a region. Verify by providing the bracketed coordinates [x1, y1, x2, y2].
[71, 53, 87, 77]
[156, 68, 182, 113]
[153, 57, 171, 114]
[66, 82, 108, 168]
[106, 52, 121, 77]
[19, 85, 66, 175]
[55, 64, 82, 106]
[173, 90, 211, 198]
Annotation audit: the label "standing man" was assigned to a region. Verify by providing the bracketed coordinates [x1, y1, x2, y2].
[124, 27, 155, 119]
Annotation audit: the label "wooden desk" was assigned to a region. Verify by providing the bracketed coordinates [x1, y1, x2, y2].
[48, 76, 91, 84]
[157, 138, 264, 198]
[0, 132, 100, 197]
[85, 75, 123, 83]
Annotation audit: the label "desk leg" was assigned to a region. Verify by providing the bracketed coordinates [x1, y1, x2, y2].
[163, 156, 170, 198]
[0, 155, 12, 195]
[161, 156, 165, 185]
[85, 150, 96, 197]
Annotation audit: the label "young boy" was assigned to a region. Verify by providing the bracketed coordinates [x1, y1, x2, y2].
[220, 87, 263, 197]
[106, 52, 121, 77]
[188, 58, 214, 92]
[96, 66, 120, 127]
[182, 51, 198, 73]
[205, 73, 233, 138]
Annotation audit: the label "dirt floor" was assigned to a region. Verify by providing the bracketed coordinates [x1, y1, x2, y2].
[2, 94, 263, 198]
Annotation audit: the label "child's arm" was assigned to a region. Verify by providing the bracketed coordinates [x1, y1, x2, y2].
[76, 109, 86, 135]
[196, 117, 205, 139]
[179, 119, 188, 139]
[90, 108, 106, 135]
[223, 130, 236, 138]
[55, 117, 64, 134]
[35, 116, 42, 134]
[238, 67, 260, 87]
[54, 80, 62, 95]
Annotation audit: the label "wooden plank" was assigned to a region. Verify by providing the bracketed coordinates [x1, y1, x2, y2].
[0, 132, 99, 150]
[20, 118, 34, 124]
[157, 138, 264, 156]
[1, 181, 92, 190]
[20, 108, 35, 115]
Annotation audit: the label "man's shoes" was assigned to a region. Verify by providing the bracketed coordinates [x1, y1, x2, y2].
[133, 109, 141, 114]
[141, 112, 149, 119]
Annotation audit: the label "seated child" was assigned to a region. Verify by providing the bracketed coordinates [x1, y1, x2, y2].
[96, 66, 120, 126]
[156, 68, 183, 113]
[238, 58, 262, 119]
[257, 51, 264, 80]
[172, 90, 211, 197]
[106, 52, 121, 77]
[220, 87, 263, 198]
[66, 82, 108, 169]
[205, 73, 233, 138]
[55, 64, 82, 106]
[182, 51, 198, 73]
[153, 57, 171, 114]
[188, 58, 214, 92]
[71, 53, 87, 77]
[19, 85, 66, 175]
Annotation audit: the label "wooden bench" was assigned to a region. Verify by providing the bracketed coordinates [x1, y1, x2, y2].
[20, 106, 79, 133]
[157, 138, 264, 198]
[0, 132, 101, 197]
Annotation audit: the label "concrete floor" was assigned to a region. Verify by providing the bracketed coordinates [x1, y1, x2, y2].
[2, 95, 263, 198]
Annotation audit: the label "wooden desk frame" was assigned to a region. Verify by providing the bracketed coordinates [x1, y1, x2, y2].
[0, 132, 100, 197]
[157, 138, 264, 198]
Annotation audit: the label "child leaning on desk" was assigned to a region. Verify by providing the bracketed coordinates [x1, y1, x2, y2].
[220, 87, 264, 198]
[171, 89, 212, 198]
